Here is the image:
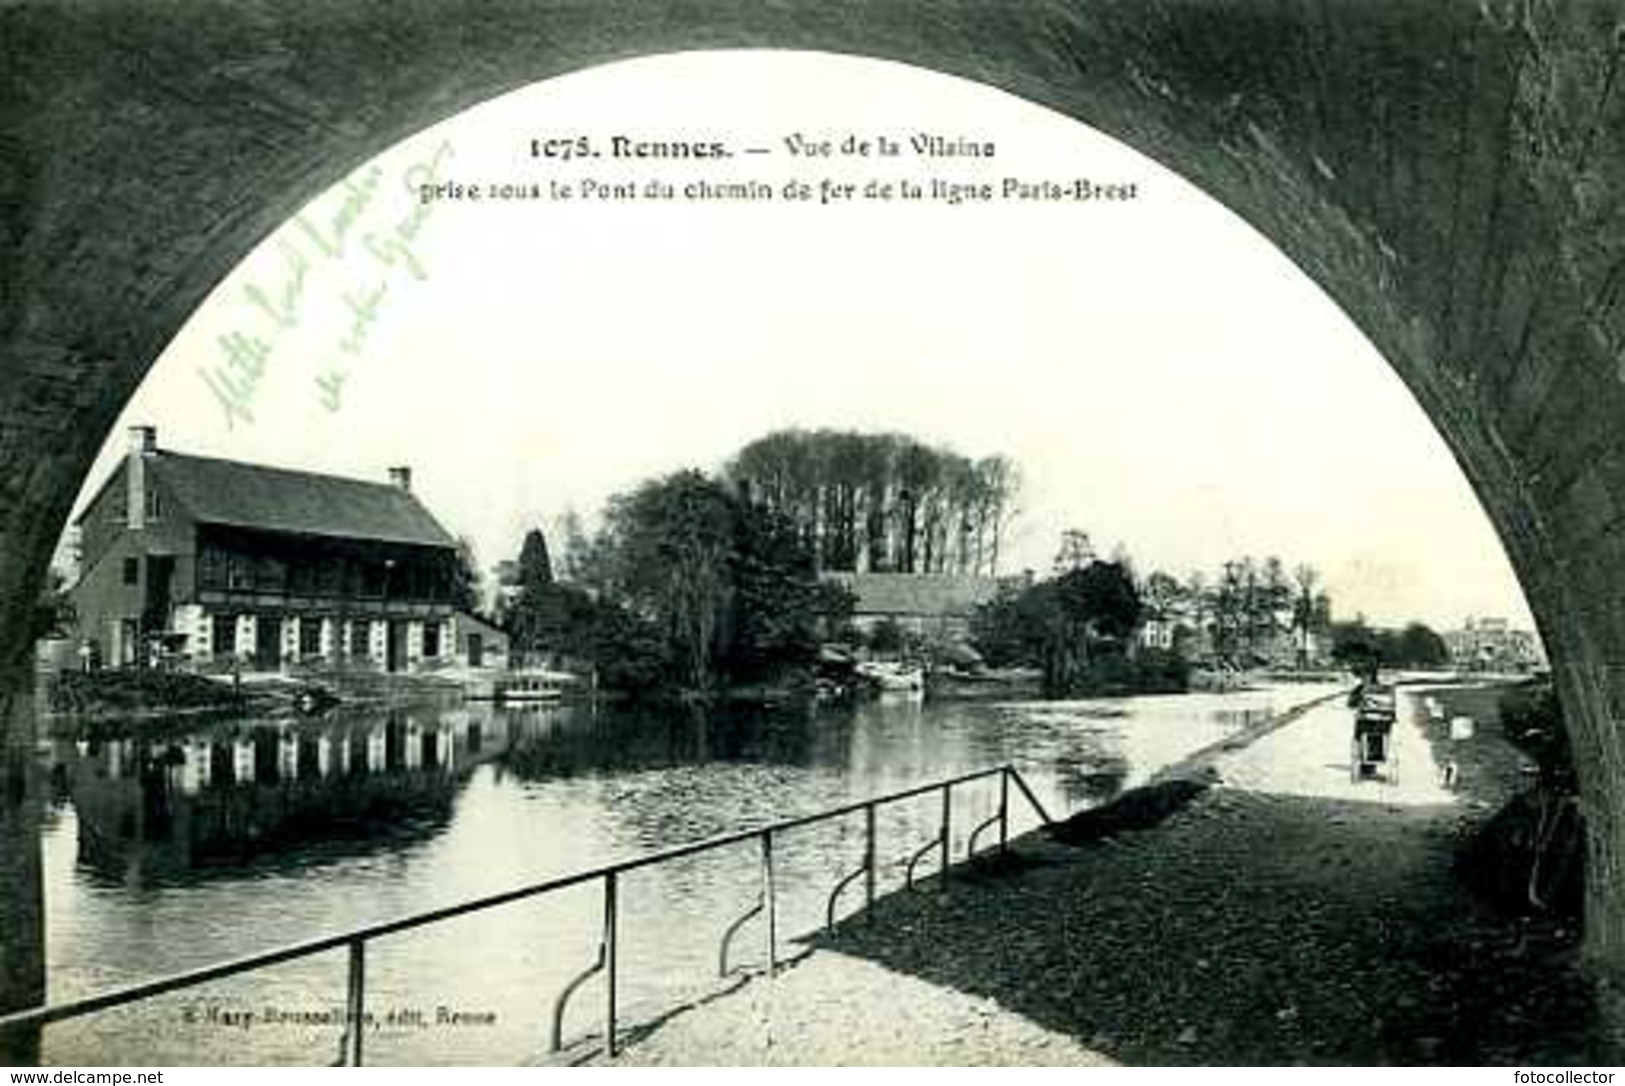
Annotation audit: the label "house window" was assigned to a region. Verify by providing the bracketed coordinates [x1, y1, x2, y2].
[317, 557, 343, 596]
[350, 620, 371, 659]
[299, 617, 322, 657]
[122, 557, 139, 585]
[144, 490, 161, 520]
[227, 554, 252, 590]
[213, 613, 237, 655]
[422, 621, 441, 659]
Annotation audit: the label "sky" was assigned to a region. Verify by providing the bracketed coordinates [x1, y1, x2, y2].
[66, 51, 1536, 633]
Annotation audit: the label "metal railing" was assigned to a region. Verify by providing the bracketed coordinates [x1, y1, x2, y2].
[0, 763, 1052, 1065]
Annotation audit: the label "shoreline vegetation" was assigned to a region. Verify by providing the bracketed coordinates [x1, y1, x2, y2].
[43, 427, 1492, 719]
[38, 667, 463, 736]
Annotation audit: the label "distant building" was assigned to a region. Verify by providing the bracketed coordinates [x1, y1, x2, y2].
[1443, 616, 1545, 673]
[1138, 617, 1178, 651]
[71, 426, 502, 672]
[823, 572, 1004, 641]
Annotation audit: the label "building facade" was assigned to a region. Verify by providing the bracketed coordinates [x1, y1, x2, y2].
[824, 572, 1005, 642]
[1443, 616, 1546, 673]
[72, 427, 492, 673]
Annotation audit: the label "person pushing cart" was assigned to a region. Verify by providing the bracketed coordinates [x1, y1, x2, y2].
[1347, 660, 1398, 782]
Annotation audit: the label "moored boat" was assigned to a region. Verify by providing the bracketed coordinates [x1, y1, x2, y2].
[466, 669, 580, 703]
[855, 660, 925, 694]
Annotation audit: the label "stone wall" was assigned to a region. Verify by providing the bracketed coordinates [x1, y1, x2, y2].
[4, 0, 1625, 975]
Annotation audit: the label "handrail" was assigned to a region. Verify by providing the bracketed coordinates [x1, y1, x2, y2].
[826, 801, 879, 932]
[0, 763, 1053, 1061]
[966, 812, 1003, 861]
[717, 896, 764, 978]
[903, 836, 941, 889]
[549, 941, 606, 1054]
[1006, 765, 1054, 826]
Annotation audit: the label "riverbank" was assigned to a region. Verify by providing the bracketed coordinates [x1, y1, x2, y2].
[41, 667, 466, 725]
[597, 685, 1612, 1065]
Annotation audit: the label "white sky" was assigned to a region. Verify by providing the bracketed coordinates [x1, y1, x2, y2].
[69, 51, 1535, 632]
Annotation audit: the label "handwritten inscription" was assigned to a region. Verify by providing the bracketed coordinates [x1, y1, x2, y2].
[197, 141, 453, 427]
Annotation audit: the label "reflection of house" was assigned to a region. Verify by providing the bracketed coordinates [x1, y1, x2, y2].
[1444, 616, 1545, 672]
[56, 706, 511, 880]
[824, 572, 1002, 640]
[71, 426, 493, 672]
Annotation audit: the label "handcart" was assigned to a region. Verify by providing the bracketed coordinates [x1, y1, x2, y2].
[1349, 684, 1398, 783]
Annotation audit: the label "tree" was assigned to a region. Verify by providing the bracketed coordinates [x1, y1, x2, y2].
[971, 559, 1141, 696]
[723, 494, 854, 680]
[976, 455, 1020, 576]
[1330, 617, 1381, 672]
[517, 528, 554, 592]
[727, 429, 1020, 577]
[33, 568, 75, 642]
[594, 469, 849, 692]
[1291, 564, 1325, 667]
[1393, 622, 1450, 668]
[1142, 570, 1185, 633]
[1067, 560, 1142, 644]
[450, 536, 482, 616]
[1053, 529, 1096, 574]
[556, 507, 591, 582]
[868, 617, 907, 657]
[508, 527, 566, 657]
[601, 471, 736, 690]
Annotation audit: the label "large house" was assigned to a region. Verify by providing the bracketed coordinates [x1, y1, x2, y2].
[72, 426, 504, 672]
[1443, 616, 1546, 673]
[823, 572, 1005, 642]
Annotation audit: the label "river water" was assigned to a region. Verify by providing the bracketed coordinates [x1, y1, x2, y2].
[25, 682, 1338, 1065]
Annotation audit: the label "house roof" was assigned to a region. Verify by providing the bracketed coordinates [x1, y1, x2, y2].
[139, 452, 456, 549]
[824, 572, 1001, 618]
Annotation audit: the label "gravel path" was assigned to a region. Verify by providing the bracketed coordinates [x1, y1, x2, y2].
[589, 685, 1609, 1065]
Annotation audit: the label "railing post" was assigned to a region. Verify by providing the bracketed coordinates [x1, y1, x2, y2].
[863, 802, 876, 920]
[603, 871, 619, 1059]
[940, 784, 952, 885]
[999, 768, 1010, 854]
[761, 831, 777, 975]
[344, 939, 366, 1067]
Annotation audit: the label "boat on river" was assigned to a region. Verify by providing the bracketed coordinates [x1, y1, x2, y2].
[466, 668, 580, 703]
[855, 660, 925, 694]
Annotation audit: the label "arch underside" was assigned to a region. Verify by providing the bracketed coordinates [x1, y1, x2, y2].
[4, 0, 1625, 963]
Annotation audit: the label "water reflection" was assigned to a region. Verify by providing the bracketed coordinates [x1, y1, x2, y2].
[499, 701, 830, 782]
[21, 682, 1339, 1064]
[49, 707, 508, 886]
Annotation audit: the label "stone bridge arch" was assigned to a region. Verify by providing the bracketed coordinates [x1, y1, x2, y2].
[5, 1, 1625, 970]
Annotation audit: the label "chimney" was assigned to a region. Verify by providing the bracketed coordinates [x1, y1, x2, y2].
[126, 426, 156, 530]
[388, 466, 412, 493]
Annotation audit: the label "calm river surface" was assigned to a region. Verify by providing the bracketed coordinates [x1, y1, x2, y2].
[27, 683, 1338, 1064]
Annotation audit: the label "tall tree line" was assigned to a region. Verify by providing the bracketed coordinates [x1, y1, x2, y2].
[726, 429, 1018, 577]
[1157, 556, 1332, 665]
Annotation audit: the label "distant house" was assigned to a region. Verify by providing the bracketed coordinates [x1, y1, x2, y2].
[823, 572, 1003, 641]
[71, 426, 501, 672]
[1443, 616, 1545, 673]
[1138, 617, 1178, 651]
